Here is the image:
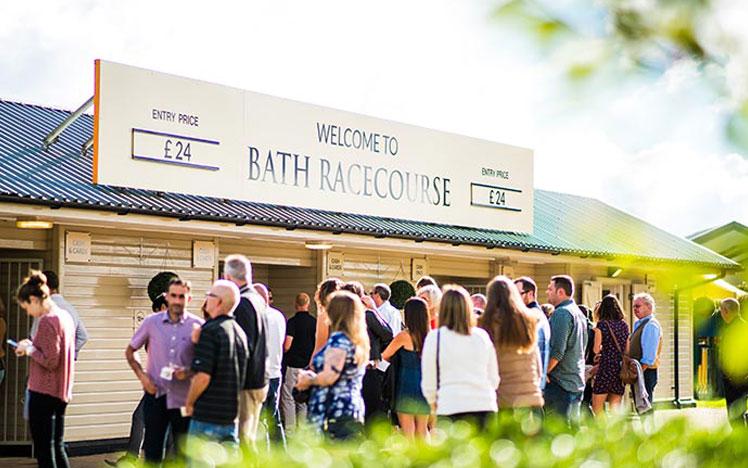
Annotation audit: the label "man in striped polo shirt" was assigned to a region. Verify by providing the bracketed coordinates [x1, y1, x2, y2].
[185, 280, 248, 443]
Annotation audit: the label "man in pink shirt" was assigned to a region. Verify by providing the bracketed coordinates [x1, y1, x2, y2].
[125, 278, 203, 464]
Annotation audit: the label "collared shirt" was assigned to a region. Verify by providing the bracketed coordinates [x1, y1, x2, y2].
[528, 301, 551, 390]
[191, 315, 248, 425]
[377, 301, 402, 336]
[264, 306, 286, 380]
[547, 299, 587, 393]
[633, 315, 661, 367]
[130, 311, 204, 409]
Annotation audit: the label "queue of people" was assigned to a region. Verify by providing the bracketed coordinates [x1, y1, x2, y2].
[13, 258, 748, 467]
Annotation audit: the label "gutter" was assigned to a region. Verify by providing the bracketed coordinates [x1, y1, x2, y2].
[672, 270, 727, 408]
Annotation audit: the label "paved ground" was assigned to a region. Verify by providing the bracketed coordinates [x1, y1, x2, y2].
[1, 408, 731, 467]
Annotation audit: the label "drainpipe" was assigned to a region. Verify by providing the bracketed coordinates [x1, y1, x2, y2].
[672, 270, 726, 408]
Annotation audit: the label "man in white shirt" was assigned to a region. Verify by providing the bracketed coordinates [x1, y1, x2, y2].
[253, 283, 286, 447]
[370, 283, 402, 335]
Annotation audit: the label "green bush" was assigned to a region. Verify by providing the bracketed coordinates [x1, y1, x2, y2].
[389, 280, 416, 310]
[162, 412, 748, 467]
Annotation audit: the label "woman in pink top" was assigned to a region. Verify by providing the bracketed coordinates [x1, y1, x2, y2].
[14, 271, 75, 468]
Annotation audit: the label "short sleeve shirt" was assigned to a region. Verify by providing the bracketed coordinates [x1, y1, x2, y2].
[191, 315, 248, 425]
[284, 311, 317, 368]
[130, 311, 204, 409]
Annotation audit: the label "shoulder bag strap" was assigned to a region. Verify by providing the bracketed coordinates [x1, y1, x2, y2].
[605, 321, 623, 354]
[436, 328, 441, 398]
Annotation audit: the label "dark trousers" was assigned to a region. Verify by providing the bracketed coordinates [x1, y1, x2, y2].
[443, 411, 493, 428]
[643, 369, 658, 403]
[362, 368, 386, 423]
[543, 380, 583, 427]
[143, 393, 190, 464]
[723, 376, 748, 428]
[28, 390, 69, 468]
[262, 377, 286, 447]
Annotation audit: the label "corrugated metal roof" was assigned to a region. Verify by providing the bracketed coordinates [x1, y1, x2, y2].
[0, 99, 738, 269]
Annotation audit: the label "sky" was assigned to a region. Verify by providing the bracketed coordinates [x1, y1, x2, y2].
[1, 0, 746, 237]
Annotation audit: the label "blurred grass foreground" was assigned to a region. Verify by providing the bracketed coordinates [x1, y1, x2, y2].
[145, 411, 747, 467]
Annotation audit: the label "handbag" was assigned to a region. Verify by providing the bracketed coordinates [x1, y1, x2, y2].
[606, 321, 637, 385]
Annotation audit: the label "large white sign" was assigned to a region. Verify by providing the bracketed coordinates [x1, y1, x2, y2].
[93, 60, 534, 233]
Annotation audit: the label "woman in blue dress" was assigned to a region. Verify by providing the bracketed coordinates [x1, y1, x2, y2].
[382, 297, 431, 439]
[296, 290, 370, 440]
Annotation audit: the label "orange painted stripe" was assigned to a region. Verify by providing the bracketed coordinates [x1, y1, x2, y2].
[92, 59, 101, 184]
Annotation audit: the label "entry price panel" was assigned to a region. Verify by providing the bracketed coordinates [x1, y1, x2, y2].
[131, 128, 221, 171]
[470, 183, 523, 212]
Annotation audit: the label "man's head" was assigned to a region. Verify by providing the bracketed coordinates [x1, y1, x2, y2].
[415, 276, 438, 290]
[151, 294, 168, 312]
[341, 281, 365, 298]
[546, 275, 574, 306]
[203, 280, 240, 319]
[514, 276, 537, 306]
[166, 278, 192, 317]
[295, 292, 311, 311]
[370, 283, 391, 308]
[267, 286, 274, 306]
[470, 293, 487, 312]
[633, 292, 656, 320]
[42, 270, 60, 293]
[720, 297, 741, 324]
[223, 254, 252, 286]
[253, 283, 270, 306]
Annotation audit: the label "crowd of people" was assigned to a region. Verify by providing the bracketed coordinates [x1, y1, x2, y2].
[4, 258, 747, 466]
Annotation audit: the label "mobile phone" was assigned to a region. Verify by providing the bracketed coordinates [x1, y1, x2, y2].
[7, 339, 18, 348]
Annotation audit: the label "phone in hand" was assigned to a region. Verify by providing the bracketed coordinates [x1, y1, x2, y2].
[7, 339, 18, 348]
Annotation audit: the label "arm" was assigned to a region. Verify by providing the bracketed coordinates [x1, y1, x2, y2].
[28, 318, 61, 370]
[548, 310, 572, 369]
[420, 333, 437, 407]
[312, 309, 329, 358]
[366, 311, 394, 344]
[593, 327, 602, 355]
[296, 347, 346, 389]
[284, 336, 294, 352]
[126, 345, 157, 394]
[74, 318, 89, 354]
[184, 372, 211, 416]
[381, 331, 406, 361]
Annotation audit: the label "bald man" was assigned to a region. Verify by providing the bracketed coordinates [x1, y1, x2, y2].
[184, 281, 248, 443]
[253, 283, 287, 446]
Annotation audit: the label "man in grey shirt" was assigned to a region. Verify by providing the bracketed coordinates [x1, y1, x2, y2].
[544, 275, 587, 427]
[29, 270, 89, 357]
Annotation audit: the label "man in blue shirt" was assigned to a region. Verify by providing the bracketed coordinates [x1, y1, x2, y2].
[514, 277, 551, 391]
[545, 275, 587, 426]
[631, 293, 662, 405]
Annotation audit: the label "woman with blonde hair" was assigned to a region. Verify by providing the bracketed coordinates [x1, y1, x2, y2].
[421, 285, 499, 427]
[312, 278, 343, 357]
[297, 291, 370, 439]
[480, 276, 542, 411]
[417, 284, 442, 329]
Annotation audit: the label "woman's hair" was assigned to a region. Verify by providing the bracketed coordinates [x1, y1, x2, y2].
[480, 275, 536, 352]
[417, 285, 442, 311]
[325, 291, 370, 365]
[438, 285, 474, 335]
[403, 297, 430, 355]
[315, 278, 343, 308]
[595, 294, 625, 321]
[16, 270, 50, 303]
[341, 281, 365, 298]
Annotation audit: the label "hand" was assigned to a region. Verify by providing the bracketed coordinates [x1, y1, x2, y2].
[15, 339, 33, 356]
[140, 374, 158, 395]
[173, 367, 189, 381]
[183, 404, 194, 417]
[191, 323, 201, 344]
[295, 370, 316, 390]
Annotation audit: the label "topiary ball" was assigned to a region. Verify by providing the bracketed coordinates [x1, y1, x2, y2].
[389, 280, 416, 310]
[147, 271, 178, 302]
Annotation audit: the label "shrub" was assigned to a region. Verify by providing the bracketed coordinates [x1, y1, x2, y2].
[389, 280, 416, 309]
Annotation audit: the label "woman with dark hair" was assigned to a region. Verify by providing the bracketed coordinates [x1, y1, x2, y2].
[382, 297, 431, 439]
[14, 271, 75, 468]
[296, 291, 370, 440]
[479, 276, 542, 411]
[591, 294, 630, 415]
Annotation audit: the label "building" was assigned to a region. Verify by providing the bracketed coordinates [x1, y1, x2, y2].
[0, 94, 739, 448]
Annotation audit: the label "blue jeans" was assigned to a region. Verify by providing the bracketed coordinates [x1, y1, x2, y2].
[189, 419, 238, 444]
[544, 379, 583, 427]
[262, 377, 286, 447]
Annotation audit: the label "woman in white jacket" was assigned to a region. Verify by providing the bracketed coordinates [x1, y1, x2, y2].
[421, 285, 499, 427]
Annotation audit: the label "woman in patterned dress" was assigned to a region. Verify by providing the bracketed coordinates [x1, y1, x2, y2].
[591, 294, 630, 415]
[296, 290, 370, 440]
